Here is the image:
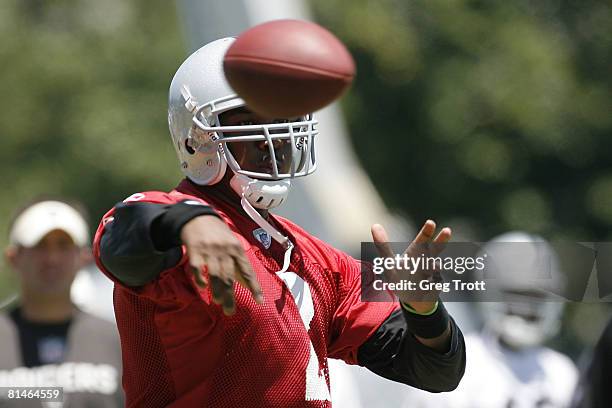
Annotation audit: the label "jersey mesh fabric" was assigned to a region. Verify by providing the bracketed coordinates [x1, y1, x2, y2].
[200, 246, 334, 407]
[114, 288, 175, 407]
[93, 181, 397, 407]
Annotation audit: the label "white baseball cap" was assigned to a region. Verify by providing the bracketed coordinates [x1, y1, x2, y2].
[9, 200, 89, 247]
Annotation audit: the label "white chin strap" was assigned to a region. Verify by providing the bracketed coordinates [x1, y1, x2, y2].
[230, 174, 294, 273]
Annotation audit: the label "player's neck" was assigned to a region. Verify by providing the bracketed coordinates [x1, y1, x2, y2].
[190, 174, 272, 220]
[19, 290, 74, 323]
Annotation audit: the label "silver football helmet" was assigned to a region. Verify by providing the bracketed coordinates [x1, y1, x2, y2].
[477, 231, 566, 349]
[167, 38, 318, 210]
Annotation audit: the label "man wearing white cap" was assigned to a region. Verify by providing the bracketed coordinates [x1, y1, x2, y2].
[1, 199, 124, 407]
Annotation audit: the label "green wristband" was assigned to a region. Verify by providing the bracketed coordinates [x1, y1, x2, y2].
[401, 301, 439, 316]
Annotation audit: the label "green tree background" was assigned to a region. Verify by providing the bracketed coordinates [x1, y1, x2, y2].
[0, 0, 185, 300]
[314, 0, 612, 242]
[0, 0, 610, 354]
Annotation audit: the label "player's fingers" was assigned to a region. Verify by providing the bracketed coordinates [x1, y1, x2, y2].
[194, 267, 208, 288]
[188, 253, 208, 288]
[209, 275, 230, 306]
[218, 255, 236, 286]
[431, 227, 452, 256]
[406, 220, 436, 255]
[433, 227, 452, 243]
[210, 275, 235, 315]
[233, 253, 263, 304]
[413, 220, 436, 243]
[233, 251, 254, 276]
[222, 283, 236, 316]
[371, 224, 395, 259]
[233, 258, 264, 304]
[205, 254, 221, 278]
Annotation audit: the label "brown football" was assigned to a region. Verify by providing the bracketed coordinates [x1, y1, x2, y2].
[223, 19, 355, 118]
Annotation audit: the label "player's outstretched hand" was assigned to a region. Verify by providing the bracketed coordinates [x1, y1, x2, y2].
[181, 215, 263, 315]
[371, 220, 451, 313]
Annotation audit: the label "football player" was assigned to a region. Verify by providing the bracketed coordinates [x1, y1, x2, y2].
[93, 38, 466, 407]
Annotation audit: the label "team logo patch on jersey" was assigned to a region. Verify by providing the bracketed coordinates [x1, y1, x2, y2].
[253, 228, 272, 249]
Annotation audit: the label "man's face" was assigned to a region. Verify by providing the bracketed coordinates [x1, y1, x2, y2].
[219, 108, 303, 177]
[7, 230, 85, 295]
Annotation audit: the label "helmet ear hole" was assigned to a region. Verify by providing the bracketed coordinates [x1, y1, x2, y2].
[185, 139, 196, 155]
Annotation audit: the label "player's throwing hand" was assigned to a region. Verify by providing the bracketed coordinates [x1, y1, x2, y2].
[181, 215, 263, 315]
[371, 220, 452, 313]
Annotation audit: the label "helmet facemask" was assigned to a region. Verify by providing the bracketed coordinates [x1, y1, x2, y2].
[485, 291, 563, 350]
[191, 97, 318, 262]
[191, 94, 318, 182]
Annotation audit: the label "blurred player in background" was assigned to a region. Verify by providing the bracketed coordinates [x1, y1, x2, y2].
[93, 37, 466, 407]
[401, 232, 577, 408]
[571, 316, 612, 408]
[1, 199, 123, 407]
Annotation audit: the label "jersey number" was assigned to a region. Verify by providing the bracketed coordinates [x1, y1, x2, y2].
[276, 271, 331, 402]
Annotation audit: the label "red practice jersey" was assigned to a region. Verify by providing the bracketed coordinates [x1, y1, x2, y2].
[93, 180, 397, 407]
